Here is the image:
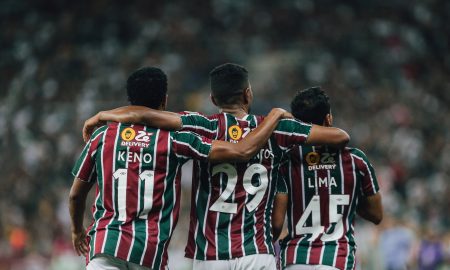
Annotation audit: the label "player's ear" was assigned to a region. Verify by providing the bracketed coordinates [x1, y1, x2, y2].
[324, 113, 333, 127]
[210, 94, 218, 106]
[243, 86, 252, 105]
[160, 95, 168, 110]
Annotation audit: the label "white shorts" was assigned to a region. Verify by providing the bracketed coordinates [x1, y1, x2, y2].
[193, 254, 276, 270]
[86, 254, 158, 270]
[285, 264, 339, 270]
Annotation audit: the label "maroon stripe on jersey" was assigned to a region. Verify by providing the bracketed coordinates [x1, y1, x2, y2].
[204, 114, 227, 259]
[94, 126, 119, 254]
[77, 134, 102, 181]
[142, 130, 169, 266]
[185, 161, 200, 258]
[335, 150, 355, 269]
[285, 146, 303, 265]
[230, 182, 245, 257]
[290, 147, 303, 235]
[253, 138, 272, 253]
[308, 167, 329, 265]
[205, 202, 218, 259]
[116, 125, 146, 260]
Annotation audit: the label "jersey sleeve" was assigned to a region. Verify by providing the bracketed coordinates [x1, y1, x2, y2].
[351, 148, 379, 196]
[171, 131, 213, 163]
[272, 119, 312, 150]
[71, 128, 105, 182]
[179, 111, 218, 138]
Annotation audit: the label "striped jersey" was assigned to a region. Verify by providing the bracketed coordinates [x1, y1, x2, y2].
[179, 112, 312, 260]
[279, 146, 379, 270]
[72, 122, 213, 269]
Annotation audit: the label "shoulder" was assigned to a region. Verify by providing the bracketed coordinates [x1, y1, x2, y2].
[180, 111, 219, 120]
[347, 147, 369, 160]
[90, 125, 108, 140]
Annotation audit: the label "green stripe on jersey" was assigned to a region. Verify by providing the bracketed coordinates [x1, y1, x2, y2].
[128, 126, 157, 263]
[89, 129, 107, 260]
[104, 124, 127, 255]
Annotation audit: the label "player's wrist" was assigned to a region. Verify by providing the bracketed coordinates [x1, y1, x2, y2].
[71, 226, 84, 234]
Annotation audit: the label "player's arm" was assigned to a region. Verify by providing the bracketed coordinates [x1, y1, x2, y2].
[357, 193, 383, 224]
[353, 149, 383, 224]
[272, 193, 288, 241]
[306, 125, 350, 148]
[83, 106, 181, 142]
[69, 178, 94, 256]
[208, 108, 291, 162]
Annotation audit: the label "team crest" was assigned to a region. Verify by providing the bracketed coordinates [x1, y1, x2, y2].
[228, 125, 243, 140]
[305, 152, 320, 166]
[121, 127, 136, 141]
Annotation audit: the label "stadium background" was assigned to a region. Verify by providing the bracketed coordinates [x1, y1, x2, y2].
[0, 0, 449, 269]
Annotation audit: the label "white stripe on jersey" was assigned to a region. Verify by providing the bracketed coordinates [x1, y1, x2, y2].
[173, 139, 210, 158]
[332, 151, 344, 268]
[183, 124, 217, 134]
[90, 129, 108, 260]
[351, 154, 376, 194]
[140, 129, 160, 264]
[273, 129, 308, 138]
[344, 153, 358, 270]
[114, 134, 131, 257]
[158, 131, 176, 268]
[102, 123, 122, 253]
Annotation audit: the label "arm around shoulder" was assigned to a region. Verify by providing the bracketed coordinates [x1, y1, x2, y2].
[306, 125, 350, 148]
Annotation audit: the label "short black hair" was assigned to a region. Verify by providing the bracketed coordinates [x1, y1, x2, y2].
[126, 67, 167, 109]
[210, 63, 249, 105]
[291, 86, 331, 125]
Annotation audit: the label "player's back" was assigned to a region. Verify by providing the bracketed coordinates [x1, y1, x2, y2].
[74, 122, 184, 269]
[181, 112, 311, 260]
[280, 146, 379, 270]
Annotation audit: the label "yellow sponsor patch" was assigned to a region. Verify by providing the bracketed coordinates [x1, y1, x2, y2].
[228, 125, 243, 140]
[121, 127, 136, 141]
[305, 152, 320, 166]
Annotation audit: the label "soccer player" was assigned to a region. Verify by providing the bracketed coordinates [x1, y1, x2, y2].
[82, 63, 350, 269]
[274, 87, 383, 270]
[69, 67, 291, 270]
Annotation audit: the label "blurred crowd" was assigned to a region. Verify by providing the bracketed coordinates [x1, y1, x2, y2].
[0, 0, 449, 269]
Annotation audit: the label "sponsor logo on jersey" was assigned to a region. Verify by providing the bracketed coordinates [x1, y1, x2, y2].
[120, 128, 153, 148]
[121, 128, 136, 141]
[305, 151, 337, 170]
[228, 125, 243, 141]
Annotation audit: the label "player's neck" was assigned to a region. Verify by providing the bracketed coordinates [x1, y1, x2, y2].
[219, 106, 248, 119]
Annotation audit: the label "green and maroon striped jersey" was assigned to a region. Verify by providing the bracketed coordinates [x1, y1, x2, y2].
[72, 122, 212, 270]
[179, 112, 312, 260]
[279, 146, 379, 270]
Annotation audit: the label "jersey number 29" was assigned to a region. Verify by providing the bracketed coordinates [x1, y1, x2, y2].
[209, 163, 268, 214]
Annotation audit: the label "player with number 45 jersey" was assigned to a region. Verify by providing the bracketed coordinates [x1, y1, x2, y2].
[83, 64, 350, 270]
[274, 87, 383, 270]
[69, 67, 290, 270]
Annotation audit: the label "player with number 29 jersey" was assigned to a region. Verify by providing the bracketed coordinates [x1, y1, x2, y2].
[180, 112, 312, 260]
[72, 122, 214, 270]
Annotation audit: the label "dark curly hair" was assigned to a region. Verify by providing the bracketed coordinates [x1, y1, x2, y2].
[290, 86, 330, 125]
[126, 67, 167, 109]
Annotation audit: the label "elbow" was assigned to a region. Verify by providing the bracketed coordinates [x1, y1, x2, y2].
[338, 130, 350, 145]
[240, 147, 257, 162]
[372, 212, 383, 225]
[69, 190, 84, 204]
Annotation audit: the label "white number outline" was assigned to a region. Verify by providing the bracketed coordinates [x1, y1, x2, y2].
[113, 168, 155, 222]
[209, 163, 269, 214]
[295, 194, 350, 241]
